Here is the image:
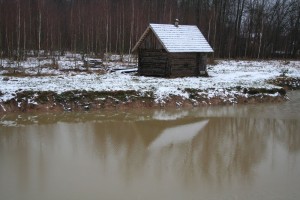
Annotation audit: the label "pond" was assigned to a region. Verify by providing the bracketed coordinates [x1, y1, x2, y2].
[1, 92, 300, 200]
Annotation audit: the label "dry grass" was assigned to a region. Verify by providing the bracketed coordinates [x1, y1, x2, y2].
[2, 71, 57, 77]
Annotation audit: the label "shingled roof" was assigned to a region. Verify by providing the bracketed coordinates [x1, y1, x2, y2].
[132, 23, 213, 53]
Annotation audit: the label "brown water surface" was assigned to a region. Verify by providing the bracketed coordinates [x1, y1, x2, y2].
[1, 92, 300, 200]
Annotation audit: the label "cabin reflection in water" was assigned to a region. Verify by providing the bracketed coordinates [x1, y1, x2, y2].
[90, 116, 299, 184]
[148, 120, 209, 150]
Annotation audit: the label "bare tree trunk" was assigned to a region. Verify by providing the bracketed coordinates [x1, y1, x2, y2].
[23, 11, 26, 60]
[213, 8, 218, 58]
[91, 18, 94, 53]
[115, 17, 119, 53]
[208, 13, 212, 41]
[257, 28, 263, 59]
[105, 0, 109, 54]
[109, 15, 112, 53]
[244, 32, 249, 58]
[38, 0, 42, 73]
[121, 0, 125, 54]
[257, 0, 265, 59]
[29, 0, 32, 51]
[5, 25, 10, 57]
[17, 0, 21, 66]
[129, 0, 135, 55]
[234, 0, 245, 57]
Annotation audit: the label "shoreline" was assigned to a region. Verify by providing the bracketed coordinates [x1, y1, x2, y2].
[1, 58, 300, 114]
[0, 87, 288, 114]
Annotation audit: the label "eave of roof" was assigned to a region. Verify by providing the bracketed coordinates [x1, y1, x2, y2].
[132, 26, 151, 53]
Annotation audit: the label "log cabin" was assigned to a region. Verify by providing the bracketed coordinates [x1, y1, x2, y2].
[132, 20, 213, 77]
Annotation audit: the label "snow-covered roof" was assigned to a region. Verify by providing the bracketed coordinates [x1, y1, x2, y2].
[132, 23, 213, 53]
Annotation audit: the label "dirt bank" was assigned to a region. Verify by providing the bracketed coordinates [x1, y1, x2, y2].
[267, 77, 300, 90]
[0, 88, 287, 114]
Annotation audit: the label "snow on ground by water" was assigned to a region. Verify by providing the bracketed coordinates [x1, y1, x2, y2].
[0, 56, 300, 103]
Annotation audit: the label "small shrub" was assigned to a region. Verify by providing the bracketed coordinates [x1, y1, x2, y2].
[280, 68, 289, 77]
[244, 87, 286, 95]
[185, 88, 201, 99]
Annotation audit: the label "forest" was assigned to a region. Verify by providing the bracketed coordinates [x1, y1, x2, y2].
[0, 0, 299, 59]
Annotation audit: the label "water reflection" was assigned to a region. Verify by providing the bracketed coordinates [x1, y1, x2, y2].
[1, 91, 300, 199]
[148, 120, 209, 150]
[1, 106, 300, 200]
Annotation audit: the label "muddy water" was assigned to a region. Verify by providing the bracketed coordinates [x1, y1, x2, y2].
[1, 92, 300, 200]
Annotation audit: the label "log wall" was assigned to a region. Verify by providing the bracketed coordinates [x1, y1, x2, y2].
[138, 49, 169, 77]
[198, 53, 207, 73]
[168, 53, 198, 77]
[138, 50, 208, 77]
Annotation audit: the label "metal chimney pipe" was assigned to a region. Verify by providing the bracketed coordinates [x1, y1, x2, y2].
[175, 19, 179, 27]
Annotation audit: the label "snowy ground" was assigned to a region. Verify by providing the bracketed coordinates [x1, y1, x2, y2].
[0, 55, 300, 103]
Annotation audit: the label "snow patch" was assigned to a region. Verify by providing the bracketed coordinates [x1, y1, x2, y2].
[1, 59, 300, 103]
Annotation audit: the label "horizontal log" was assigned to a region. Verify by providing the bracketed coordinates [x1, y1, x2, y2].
[140, 64, 166, 68]
[169, 54, 197, 59]
[170, 60, 196, 65]
[140, 58, 167, 63]
[141, 56, 167, 59]
[140, 52, 167, 57]
[171, 72, 198, 77]
[140, 63, 165, 66]
[140, 49, 166, 52]
[171, 65, 197, 69]
[171, 65, 200, 70]
[140, 70, 166, 75]
[140, 52, 166, 55]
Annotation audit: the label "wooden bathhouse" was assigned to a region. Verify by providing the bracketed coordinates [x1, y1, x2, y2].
[132, 21, 213, 77]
